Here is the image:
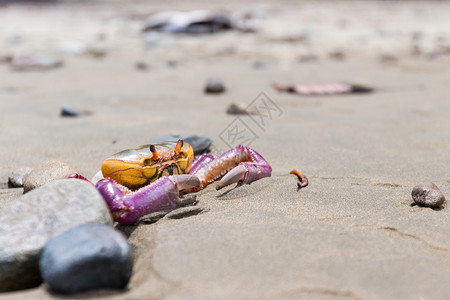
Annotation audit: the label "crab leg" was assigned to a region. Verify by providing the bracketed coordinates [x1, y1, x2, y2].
[190, 145, 271, 190]
[69, 174, 200, 225]
[98, 175, 200, 224]
[189, 153, 215, 174]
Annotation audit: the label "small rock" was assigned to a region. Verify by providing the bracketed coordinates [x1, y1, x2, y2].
[411, 183, 445, 208]
[150, 133, 212, 155]
[60, 105, 81, 117]
[60, 105, 92, 117]
[226, 103, 260, 115]
[135, 61, 148, 71]
[23, 160, 77, 193]
[0, 179, 112, 292]
[11, 53, 63, 71]
[226, 103, 248, 115]
[8, 166, 32, 187]
[40, 224, 132, 294]
[204, 78, 225, 94]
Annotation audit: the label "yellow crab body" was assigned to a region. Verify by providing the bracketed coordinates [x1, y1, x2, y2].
[101, 141, 194, 190]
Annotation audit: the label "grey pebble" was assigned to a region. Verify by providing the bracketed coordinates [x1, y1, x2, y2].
[0, 179, 112, 292]
[40, 224, 132, 294]
[60, 104, 81, 117]
[8, 166, 32, 187]
[204, 78, 225, 94]
[137, 210, 170, 224]
[411, 183, 446, 208]
[23, 160, 77, 193]
[135, 61, 148, 70]
[226, 103, 259, 116]
[151, 133, 212, 155]
[226, 103, 248, 115]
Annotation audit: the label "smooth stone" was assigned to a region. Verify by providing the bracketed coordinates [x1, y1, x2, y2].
[40, 224, 132, 294]
[0, 179, 112, 292]
[8, 166, 32, 187]
[226, 103, 248, 115]
[60, 104, 81, 117]
[23, 160, 77, 193]
[204, 78, 225, 94]
[226, 103, 259, 116]
[135, 61, 148, 70]
[411, 183, 446, 208]
[150, 133, 212, 155]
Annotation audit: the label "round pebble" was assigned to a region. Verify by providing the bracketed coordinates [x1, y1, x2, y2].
[23, 160, 76, 193]
[8, 166, 32, 187]
[204, 78, 225, 94]
[40, 223, 133, 294]
[135, 61, 148, 71]
[0, 179, 112, 292]
[411, 183, 446, 208]
[60, 105, 81, 117]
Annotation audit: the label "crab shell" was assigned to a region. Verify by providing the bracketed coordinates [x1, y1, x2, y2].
[101, 141, 194, 190]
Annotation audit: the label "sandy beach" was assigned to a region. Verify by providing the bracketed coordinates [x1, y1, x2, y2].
[0, 0, 449, 299]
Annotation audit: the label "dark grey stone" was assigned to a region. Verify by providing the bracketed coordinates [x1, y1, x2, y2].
[150, 133, 212, 155]
[0, 179, 112, 292]
[204, 78, 225, 94]
[135, 61, 148, 71]
[411, 183, 446, 208]
[60, 105, 81, 117]
[40, 224, 133, 294]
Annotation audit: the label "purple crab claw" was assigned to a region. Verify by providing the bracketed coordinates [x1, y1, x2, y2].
[96, 174, 200, 225]
[190, 145, 272, 190]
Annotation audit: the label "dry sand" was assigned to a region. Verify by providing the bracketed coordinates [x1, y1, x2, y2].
[0, 0, 449, 299]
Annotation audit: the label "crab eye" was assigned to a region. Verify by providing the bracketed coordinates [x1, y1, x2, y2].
[175, 139, 183, 155]
[149, 144, 159, 160]
[142, 158, 153, 166]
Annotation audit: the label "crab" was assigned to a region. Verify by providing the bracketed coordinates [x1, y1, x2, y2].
[70, 139, 271, 224]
